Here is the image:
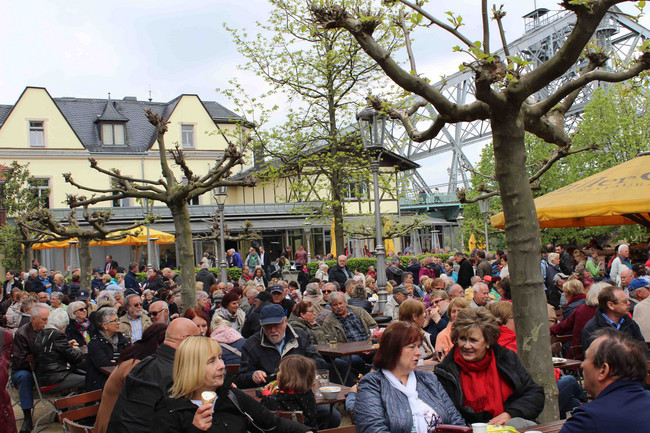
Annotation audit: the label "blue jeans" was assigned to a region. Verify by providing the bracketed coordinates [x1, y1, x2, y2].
[316, 404, 341, 430]
[557, 375, 586, 418]
[11, 369, 34, 410]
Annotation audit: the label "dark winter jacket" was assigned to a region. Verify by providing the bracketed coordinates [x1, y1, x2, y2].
[581, 309, 646, 350]
[195, 268, 217, 293]
[241, 300, 272, 339]
[425, 313, 450, 344]
[288, 314, 329, 346]
[124, 271, 140, 294]
[65, 320, 90, 347]
[34, 328, 84, 386]
[476, 259, 492, 279]
[155, 382, 310, 433]
[0, 327, 17, 433]
[406, 263, 422, 285]
[85, 331, 130, 391]
[434, 344, 544, 424]
[550, 304, 596, 353]
[559, 381, 650, 433]
[237, 324, 327, 389]
[328, 264, 353, 289]
[347, 297, 373, 314]
[559, 251, 573, 275]
[107, 343, 176, 433]
[456, 258, 474, 289]
[563, 294, 586, 320]
[386, 266, 404, 285]
[261, 390, 319, 431]
[11, 322, 39, 371]
[354, 369, 465, 433]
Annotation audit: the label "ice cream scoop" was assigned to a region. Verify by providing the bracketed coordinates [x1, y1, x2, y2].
[201, 391, 216, 406]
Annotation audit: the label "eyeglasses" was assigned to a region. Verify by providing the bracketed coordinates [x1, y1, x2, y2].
[105, 319, 119, 324]
[149, 310, 164, 316]
[131, 303, 142, 307]
[322, 290, 333, 293]
[432, 299, 444, 305]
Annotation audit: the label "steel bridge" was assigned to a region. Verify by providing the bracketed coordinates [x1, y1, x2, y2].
[391, 6, 650, 207]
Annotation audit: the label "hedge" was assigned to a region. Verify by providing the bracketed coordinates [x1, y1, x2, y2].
[136, 267, 242, 283]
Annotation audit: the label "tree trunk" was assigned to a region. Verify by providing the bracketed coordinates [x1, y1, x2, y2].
[22, 242, 33, 271]
[78, 237, 93, 294]
[492, 111, 559, 422]
[171, 201, 197, 312]
[331, 177, 345, 258]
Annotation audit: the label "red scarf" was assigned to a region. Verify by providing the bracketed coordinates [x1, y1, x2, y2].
[454, 348, 513, 418]
[497, 327, 517, 353]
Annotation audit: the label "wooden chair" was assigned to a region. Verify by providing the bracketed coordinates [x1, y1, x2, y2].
[320, 425, 356, 433]
[62, 418, 94, 433]
[273, 410, 305, 424]
[567, 344, 583, 361]
[54, 389, 103, 426]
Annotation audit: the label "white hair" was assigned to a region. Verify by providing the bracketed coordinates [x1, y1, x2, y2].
[46, 308, 70, 330]
[30, 302, 50, 317]
[472, 282, 488, 294]
[96, 290, 116, 306]
[196, 291, 208, 301]
[50, 292, 64, 301]
[67, 301, 87, 319]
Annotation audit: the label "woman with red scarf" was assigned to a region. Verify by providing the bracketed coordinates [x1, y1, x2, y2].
[486, 301, 517, 353]
[434, 308, 544, 430]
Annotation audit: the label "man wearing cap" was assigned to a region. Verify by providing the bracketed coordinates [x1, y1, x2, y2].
[628, 278, 650, 314]
[632, 279, 650, 342]
[270, 283, 295, 317]
[383, 285, 409, 321]
[237, 304, 339, 429]
[91, 268, 104, 294]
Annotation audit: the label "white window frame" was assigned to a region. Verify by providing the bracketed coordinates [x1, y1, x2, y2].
[343, 182, 368, 200]
[28, 120, 46, 147]
[101, 123, 126, 145]
[181, 124, 195, 148]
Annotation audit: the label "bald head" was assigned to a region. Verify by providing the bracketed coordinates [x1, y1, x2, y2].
[164, 317, 200, 349]
[149, 300, 169, 325]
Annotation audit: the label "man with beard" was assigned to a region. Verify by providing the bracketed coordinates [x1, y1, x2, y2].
[118, 294, 152, 343]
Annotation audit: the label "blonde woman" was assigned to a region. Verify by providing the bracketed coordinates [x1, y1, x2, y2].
[155, 337, 310, 433]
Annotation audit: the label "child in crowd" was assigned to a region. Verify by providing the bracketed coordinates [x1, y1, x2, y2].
[260, 355, 319, 431]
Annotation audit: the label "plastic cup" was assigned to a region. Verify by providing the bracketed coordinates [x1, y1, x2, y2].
[471, 423, 487, 433]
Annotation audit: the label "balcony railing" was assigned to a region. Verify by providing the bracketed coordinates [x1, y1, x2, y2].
[400, 191, 458, 206]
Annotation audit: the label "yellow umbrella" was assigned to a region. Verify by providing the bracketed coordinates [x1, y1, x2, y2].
[330, 218, 337, 257]
[384, 217, 396, 255]
[32, 239, 75, 250]
[468, 233, 477, 251]
[93, 226, 175, 246]
[491, 154, 650, 229]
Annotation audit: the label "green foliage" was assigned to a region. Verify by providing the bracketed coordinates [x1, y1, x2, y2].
[464, 82, 650, 248]
[305, 253, 451, 277]
[0, 161, 40, 217]
[0, 223, 23, 271]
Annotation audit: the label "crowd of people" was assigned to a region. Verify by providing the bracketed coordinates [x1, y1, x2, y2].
[0, 242, 649, 433]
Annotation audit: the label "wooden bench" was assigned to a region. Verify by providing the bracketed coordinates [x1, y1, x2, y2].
[54, 389, 102, 432]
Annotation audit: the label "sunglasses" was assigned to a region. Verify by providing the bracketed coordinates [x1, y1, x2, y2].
[149, 310, 163, 316]
[322, 290, 333, 293]
[76, 307, 87, 312]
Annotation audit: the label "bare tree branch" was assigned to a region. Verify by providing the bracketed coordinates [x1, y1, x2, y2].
[397, 0, 474, 48]
[492, 4, 511, 61]
[482, 0, 490, 54]
[397, 10, 417, 73]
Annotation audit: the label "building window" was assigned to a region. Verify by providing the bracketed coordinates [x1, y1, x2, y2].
[30, 178, 50, 208]
[187, 196, 199, 206]
[343, 182, 368, 200]
[181, 124, 194, 148]
[29, 121, 45, 147]
[112, 192, 129, 208]
[101, 123, 126, 145]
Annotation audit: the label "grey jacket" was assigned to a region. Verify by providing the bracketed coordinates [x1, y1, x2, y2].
[354, 369, 465, 433]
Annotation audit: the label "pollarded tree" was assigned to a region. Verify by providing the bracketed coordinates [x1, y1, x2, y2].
[18, 207, 151, 291]
[64, 110, 255, 311]
[312, 0, 650, 421]
[223, 0, 403, 257]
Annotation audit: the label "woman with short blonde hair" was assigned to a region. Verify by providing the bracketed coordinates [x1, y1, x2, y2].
[156, 337, 309, 433]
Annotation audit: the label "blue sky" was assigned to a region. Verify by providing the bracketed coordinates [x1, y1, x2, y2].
[1, 1, 647, 187]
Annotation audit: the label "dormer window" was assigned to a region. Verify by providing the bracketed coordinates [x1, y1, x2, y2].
[102, 123, 126, 145]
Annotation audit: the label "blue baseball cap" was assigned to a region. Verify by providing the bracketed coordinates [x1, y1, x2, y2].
[628, 278, 649, 291]
[260, 304, 286, 325]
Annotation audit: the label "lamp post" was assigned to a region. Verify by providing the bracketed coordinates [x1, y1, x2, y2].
[141, 199, 153, 268]
[303, 221, 312, 262]
[214, 186, 228, 283]
[456, 214, 465, 253]
[357, 105, 388, 312]
[478, 197, 491, 252]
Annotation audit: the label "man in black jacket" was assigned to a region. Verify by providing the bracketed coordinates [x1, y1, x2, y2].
[124, 262, 140, 295]
[328, 255, 352, 288]
[555, 244, 573, 275]
[106, 318, 199, 433]
[454, 252, 474, 289]
[241, 291, 273, 338]
[237, 304, 339, 429]
[11, 303, 49, 433]
[195, 262, 217, 292]
[581, 285, 646, 350]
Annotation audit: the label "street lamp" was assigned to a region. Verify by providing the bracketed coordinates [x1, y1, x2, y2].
[141, 199, 153, 267]
[214, 186, 228, 283]
[478, 197, 491, 252]
[456, 214, 465, 253]
[357, 105, 388, 312]
[303, 221, 312, 262]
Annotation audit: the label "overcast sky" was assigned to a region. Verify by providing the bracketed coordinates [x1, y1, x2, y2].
[1, 1, 647, 188]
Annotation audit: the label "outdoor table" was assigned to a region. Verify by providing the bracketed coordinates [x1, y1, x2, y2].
[316, 341, 379, 384]
[521, 419, 565, 432]
[100, 365, 116, 376]
[554, 359, 582, 371]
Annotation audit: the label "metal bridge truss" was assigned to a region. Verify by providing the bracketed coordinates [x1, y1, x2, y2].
[386, 6, 650, 196]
